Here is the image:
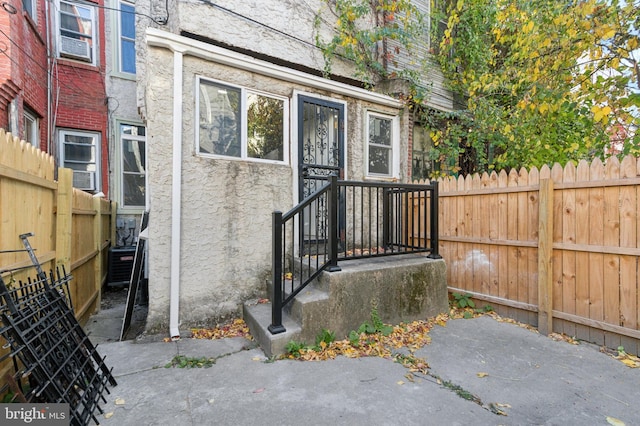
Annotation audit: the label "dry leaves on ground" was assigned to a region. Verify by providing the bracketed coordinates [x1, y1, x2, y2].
[191, 319, 254, 340]
[600, 346, 640, 368]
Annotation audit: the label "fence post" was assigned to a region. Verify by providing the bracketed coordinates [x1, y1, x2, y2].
[55, 168, 73, 275]
[268, 211, 285, 335]
[538, 178, 554, 335]
[428, 181, 442, 259]
[93, 196, 103, 312]
[328, 174, 341, 272]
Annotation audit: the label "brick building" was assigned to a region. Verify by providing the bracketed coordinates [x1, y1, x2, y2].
[0, 0, 109, 196]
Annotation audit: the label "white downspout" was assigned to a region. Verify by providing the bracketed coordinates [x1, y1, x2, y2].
[170, 49, 184, 339]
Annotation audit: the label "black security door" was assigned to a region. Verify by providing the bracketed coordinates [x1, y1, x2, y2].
[298, 96, 345, 243]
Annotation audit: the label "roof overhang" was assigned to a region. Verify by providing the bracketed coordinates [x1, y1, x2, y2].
[145, 27, 403, 109]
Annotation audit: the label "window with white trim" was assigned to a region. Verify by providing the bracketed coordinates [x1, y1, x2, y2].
[120, 124, 146, 208]
[366, 112, 399, 178]
[57, 0, 96, 65]
[118, 1, 136, 74]
[196, 77, 288, 163]
[22, 0, 36, 21]
[59, 129, 100, 192]
[23, 108, 39, 148]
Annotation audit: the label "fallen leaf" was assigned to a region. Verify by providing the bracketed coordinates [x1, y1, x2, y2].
[404, 373, 415, 382]
[114, 398, 125, 406]
[606, 417, 626, 426]
[397, 380, 404, 385]
[620, 359, 639, 368]
[488, 402, 508, 416]
[252, 356, 262, 361]
[104, 412, 114, 419]
[477, 372, 489, 378]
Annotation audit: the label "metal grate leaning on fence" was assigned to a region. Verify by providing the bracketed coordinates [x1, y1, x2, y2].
[0, 240, 116, 425]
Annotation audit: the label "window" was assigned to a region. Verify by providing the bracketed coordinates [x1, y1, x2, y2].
[119, 1, 136, 74]
[412, 125, 438, 181]
[366, 112, 399, 177]
[23, 109, 39, 148]
[59, 130, 100, 191]
[57, 0, 96, 64]
[22, 0, 35, 20]
[120, 124, 146, 208]
[196, 77, 288, 163]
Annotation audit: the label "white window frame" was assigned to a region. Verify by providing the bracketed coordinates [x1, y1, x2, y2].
[118, 123, 146, 210]
[56, 0, 97, 65]
[365, 111, 400, 179]
[195, 76, 289, 165]
[117, 0, 136, 75]
[23, 109, 39, 148]
[58, 129, 101, 192]
[23, 0, 36, 22]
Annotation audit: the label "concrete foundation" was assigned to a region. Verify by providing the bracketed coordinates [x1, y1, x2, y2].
[245, 254, 447, 356]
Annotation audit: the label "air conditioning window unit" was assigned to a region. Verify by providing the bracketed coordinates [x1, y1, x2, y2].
[72, 170, 95, 191]
[60, 35, 91, 61]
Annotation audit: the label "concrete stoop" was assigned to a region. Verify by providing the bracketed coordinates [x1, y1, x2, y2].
[244, 254, 447, 357]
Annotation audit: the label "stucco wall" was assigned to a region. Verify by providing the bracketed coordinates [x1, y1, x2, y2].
[177, 0, 356, 80]
[143, 35, 410, 332]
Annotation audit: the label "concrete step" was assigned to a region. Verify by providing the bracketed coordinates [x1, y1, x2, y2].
[250, 254, 448, 357]
[243, 299, 301, 358]
[244, 281, 331, 357]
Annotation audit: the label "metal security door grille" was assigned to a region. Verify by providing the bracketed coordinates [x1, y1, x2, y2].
[298, 96, 344, 243]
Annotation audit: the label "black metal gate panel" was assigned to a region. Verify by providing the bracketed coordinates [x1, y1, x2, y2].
[0, 236, 116, 425]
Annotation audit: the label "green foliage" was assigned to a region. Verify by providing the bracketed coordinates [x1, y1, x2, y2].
[430, 0, 640, 174]
[285, 329, 337, 357]
[482, 304, 494, 313]
[164, 355, 215, 369]
[285, 340, 307, 358]
[315, 328, 336, 349]
[451, 292, 475, 309]
[348, 329, 361, 347]
[357, 307, 394, 336]
[315, 0, 425, 87]
[2, 391, 16, 403]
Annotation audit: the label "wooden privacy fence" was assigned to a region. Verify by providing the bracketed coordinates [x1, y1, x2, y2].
[0, 130, 115, 378]
[412, 155, 640, 356]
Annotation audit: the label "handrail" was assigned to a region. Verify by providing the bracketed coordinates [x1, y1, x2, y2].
[269, 176, 440, 334]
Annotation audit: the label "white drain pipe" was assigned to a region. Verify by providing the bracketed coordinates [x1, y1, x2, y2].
[169, 48, 184, 339]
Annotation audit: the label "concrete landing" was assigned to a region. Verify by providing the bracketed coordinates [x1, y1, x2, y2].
[92, 315, 640, 426]
[244, 254, 447, 356]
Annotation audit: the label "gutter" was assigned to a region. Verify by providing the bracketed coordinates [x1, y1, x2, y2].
[169, 48, 184, 340]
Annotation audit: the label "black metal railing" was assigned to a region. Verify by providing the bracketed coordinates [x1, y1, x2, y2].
[269, 175, 440, 334]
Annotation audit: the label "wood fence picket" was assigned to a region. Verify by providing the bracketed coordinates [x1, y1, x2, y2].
[414, 154, 640, 355]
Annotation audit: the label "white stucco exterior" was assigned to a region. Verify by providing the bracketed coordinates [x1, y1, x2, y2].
[142, 29, 408, 332]
[136, 0, 452, 334]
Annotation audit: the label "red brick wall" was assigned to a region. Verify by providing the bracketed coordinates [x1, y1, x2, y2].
[0, 0, 109, 196]
[54, 0, 108, 195]
[20, 5, 49, 151]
